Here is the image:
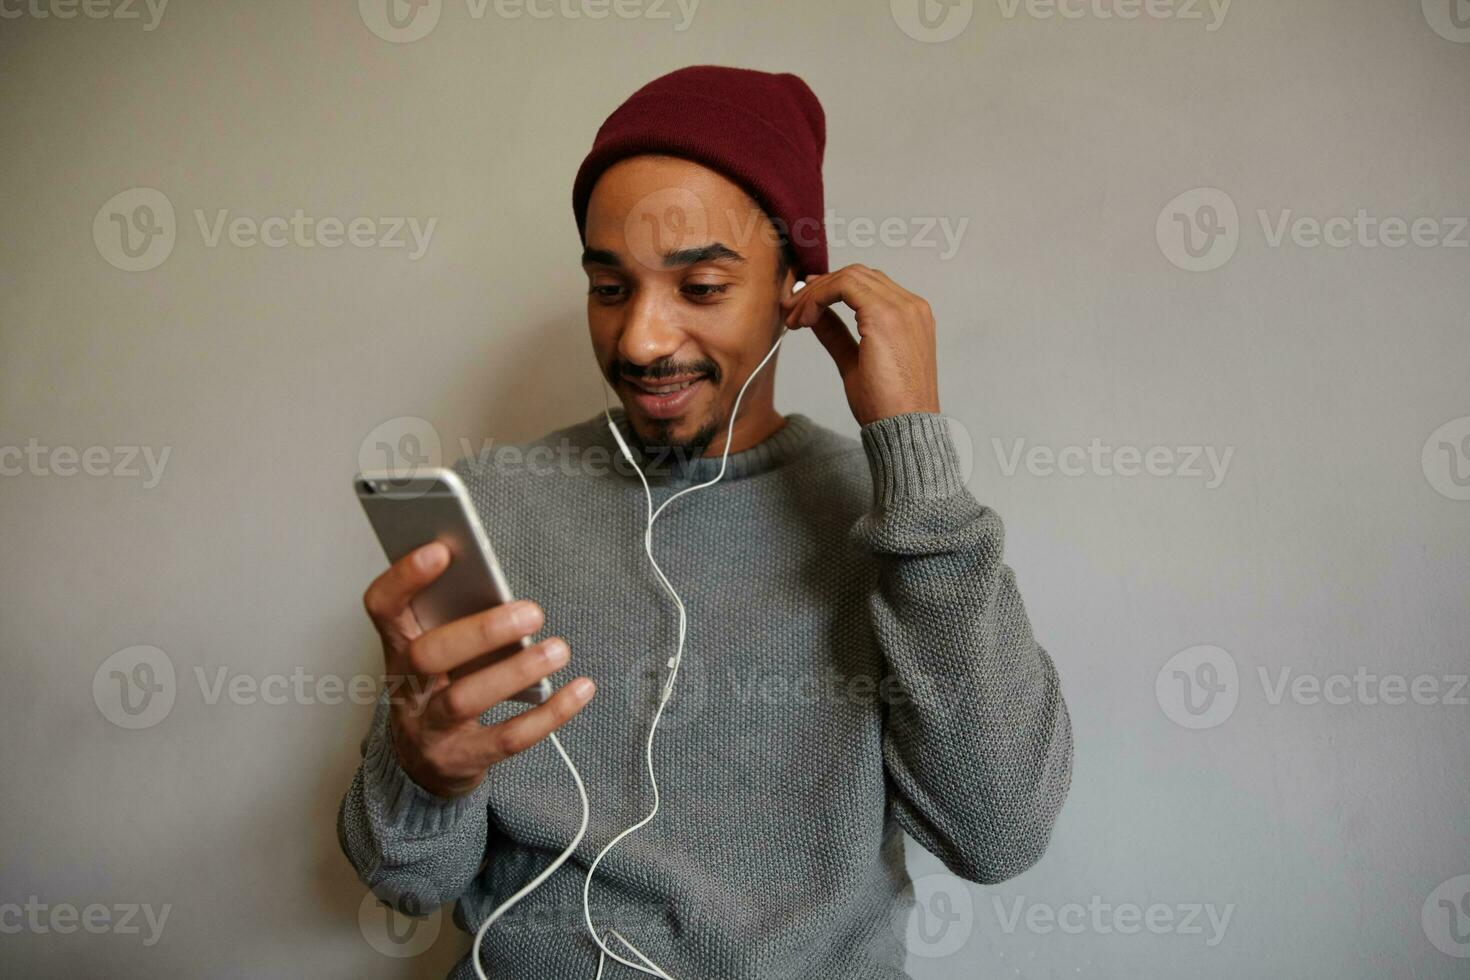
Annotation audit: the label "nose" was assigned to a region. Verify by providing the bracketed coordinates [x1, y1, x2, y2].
[617, 289, 685, 369]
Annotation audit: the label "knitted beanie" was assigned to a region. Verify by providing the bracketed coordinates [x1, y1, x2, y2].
[571, 65, 829, 278]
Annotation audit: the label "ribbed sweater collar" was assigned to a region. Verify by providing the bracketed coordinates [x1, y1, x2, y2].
[600, 408, 821, 484]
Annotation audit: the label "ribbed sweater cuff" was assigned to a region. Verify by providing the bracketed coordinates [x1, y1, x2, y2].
[860, 412, 967, 504]
[361, 711, 485, 837]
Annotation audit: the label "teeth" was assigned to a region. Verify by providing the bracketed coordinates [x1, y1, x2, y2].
[640, 380, 698, 395]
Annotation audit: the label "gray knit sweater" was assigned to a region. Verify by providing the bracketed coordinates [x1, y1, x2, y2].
[338, 410, 1073, 979]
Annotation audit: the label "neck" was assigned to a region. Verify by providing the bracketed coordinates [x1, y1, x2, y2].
[704, 396, 785, 457]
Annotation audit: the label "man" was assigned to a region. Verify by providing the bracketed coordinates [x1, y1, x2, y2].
[339, 65, 1073, 979]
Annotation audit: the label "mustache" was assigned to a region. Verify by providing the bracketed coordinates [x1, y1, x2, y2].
[609, 358, 722, 384]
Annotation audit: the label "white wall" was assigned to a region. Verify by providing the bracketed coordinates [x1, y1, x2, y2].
[1, 1, 1467, 976]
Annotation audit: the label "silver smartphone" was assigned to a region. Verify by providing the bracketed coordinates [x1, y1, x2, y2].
[354, 466, 551, 705]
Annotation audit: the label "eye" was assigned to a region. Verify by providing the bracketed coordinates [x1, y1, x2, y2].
[588, 284, 626, 303]
[682, 283, 730, 300]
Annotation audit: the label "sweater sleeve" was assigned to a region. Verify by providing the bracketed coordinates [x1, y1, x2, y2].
[852, 412, 1073, 885]
[337, 691, 494, 914]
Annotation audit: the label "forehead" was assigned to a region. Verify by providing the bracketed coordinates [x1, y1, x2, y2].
[584, 155, 776, 262]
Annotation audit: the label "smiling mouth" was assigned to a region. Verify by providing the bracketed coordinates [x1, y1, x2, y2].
[626, 377, 704, 394]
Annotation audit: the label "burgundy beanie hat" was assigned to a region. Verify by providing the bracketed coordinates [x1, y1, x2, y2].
[571, 65, 829, 278]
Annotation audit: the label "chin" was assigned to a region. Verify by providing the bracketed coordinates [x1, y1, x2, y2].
[624, 405, 719, 458]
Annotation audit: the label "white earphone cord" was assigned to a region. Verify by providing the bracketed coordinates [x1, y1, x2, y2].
[472, 323, 790, 980]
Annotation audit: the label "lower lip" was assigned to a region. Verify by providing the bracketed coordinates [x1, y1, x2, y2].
[626, 378, 707, 419]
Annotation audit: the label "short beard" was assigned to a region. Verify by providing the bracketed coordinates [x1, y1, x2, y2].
[628, 416, 719, 474]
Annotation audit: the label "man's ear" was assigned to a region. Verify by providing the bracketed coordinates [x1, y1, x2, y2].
[780, 268, 801, 301]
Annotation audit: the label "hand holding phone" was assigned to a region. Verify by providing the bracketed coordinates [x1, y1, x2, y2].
[356, 468, 596, 798]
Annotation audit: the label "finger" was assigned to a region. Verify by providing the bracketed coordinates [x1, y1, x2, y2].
[781, 271, 837, 324]
[471, 677, 597, 765]
[808, 307, 860, 377]
[782, 273, 829, 326]
[407, 599, 545, 676]
[363, 542, 450, 646]
[784, 267, 883, 329]
[427, 636, 571, 725]
[778, 273, 820, 310]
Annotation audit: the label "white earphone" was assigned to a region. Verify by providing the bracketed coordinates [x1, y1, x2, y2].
[472, 282, 800, 980]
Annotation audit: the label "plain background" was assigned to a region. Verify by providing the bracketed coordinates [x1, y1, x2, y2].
[2, 0, 1468, 976]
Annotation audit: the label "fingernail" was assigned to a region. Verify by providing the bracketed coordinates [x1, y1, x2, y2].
[416, 543, 446, 570]
[545, 638, 569, 666]
[514, 601, 542, 630]
[572, 678, 595, 699]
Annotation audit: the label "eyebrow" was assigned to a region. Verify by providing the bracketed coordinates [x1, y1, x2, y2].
[581, 242, 747, 269]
